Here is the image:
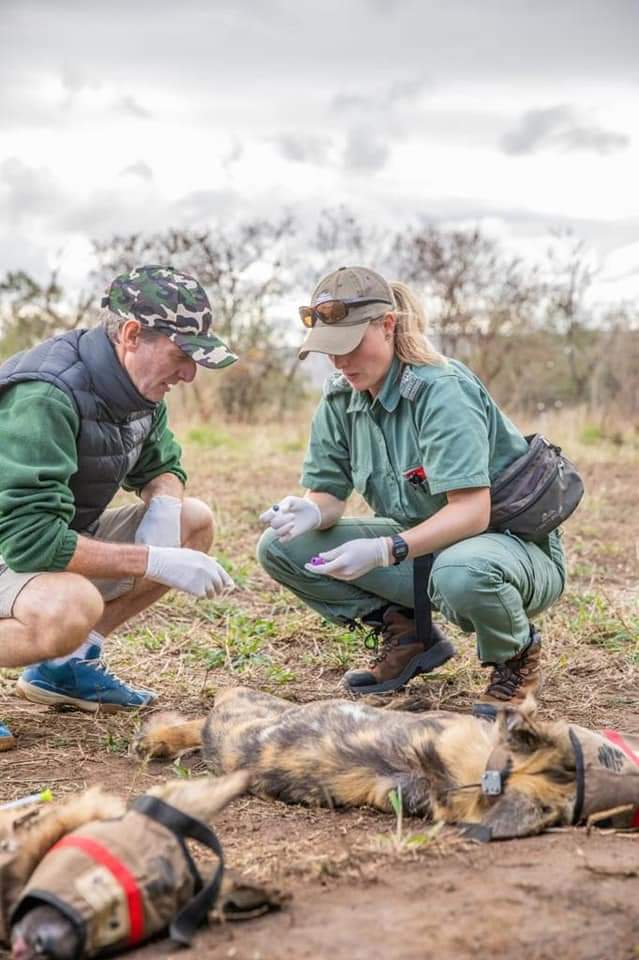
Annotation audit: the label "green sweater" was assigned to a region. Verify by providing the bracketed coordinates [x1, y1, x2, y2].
[0, 381, 187, 573]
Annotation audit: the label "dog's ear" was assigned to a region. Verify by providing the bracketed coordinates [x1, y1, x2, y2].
[478, 790, 554, 840]
[496, 698, 545, 755]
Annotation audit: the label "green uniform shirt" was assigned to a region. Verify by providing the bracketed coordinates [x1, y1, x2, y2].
[301, 356, 529, 529]
[0, 382, 186, 573]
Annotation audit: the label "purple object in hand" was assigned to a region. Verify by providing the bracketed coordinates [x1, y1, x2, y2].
[310, 556, 325, 566]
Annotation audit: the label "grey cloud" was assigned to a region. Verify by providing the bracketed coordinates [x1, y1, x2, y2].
[115, 95, 152, 119]
[558, 126, 630, 154]
[343, 128, 390, 172]
[501, 105, 630, 156]
[1, 0, 639, 111]
[222, 139, 243, 172]
[333, 75, 430, 116]
[120, 162, 153, 180]
[60, 63, 101, 96]
[0, 231, 50, 281]
[173, 188, 239, 224]
[272, 133, 332, 166]
[0, 158, 63, 222]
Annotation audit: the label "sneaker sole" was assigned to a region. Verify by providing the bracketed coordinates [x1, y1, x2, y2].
[16, 679, 156, 714]
[344, 640, 457, 696]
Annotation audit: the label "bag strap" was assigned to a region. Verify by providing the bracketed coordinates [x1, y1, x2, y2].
[132, 795, 225, 946]
[413, 553, 434, 648]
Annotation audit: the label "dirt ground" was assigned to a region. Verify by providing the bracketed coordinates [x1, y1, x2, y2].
[1, 418, 638, 960]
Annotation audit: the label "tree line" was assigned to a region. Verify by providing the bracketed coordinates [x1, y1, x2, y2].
[1, 210, 637, 421]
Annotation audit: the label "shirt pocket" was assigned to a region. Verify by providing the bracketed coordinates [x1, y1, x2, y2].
[398, 458, 447, 522]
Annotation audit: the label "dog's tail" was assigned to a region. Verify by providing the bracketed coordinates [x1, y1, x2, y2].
[147, 770, 252, 821]
[132, 710, 206, 760]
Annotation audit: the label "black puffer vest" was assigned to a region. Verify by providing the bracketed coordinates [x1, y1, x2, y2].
[0, 327, 156, 532]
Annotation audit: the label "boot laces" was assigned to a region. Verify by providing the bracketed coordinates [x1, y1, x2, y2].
[363, 624, 399, 665]
[487, 651, 536, 697]
[487, 661, 525, 697]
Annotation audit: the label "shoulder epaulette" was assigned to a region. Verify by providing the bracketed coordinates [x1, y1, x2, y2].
[323, 372, 352, 398]
[399, 367, 426, 401]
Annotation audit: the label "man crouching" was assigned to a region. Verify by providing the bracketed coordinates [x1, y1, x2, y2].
[0, 265, 237, 749]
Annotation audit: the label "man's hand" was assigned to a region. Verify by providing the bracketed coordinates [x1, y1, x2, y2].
[304, 537, 392, 581]
[145, 546, 235, 598]
[260, 496, 322, 543]
[135, 495, 182, 548]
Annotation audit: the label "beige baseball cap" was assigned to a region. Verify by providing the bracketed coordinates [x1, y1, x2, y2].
[298, 266, 394, 359]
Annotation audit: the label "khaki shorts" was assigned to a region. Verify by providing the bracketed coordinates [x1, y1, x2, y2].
[0, 502, 147, 619]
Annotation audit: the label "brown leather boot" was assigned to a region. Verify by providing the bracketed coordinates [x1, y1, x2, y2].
[477, 626, 542, 711]
[342, 605, 456, 696]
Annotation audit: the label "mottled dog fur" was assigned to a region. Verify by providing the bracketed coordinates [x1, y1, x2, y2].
[135, 687, 579, 839]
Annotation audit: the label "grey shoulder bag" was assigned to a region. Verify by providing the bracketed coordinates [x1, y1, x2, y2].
[489, 434, 584, 541]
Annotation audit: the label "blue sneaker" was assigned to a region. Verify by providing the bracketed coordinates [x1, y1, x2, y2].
[16, 654, 157, 714]
[0, 720, 16, 751]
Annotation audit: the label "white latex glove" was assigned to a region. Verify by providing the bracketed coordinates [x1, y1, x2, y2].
[259, 496, 322, 543]
[304, 537, 392, 582]
[145, 546, 235, 598]
[135, 496, 182, 548]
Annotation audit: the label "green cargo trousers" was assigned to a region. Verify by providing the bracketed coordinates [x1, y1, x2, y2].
[256, 519, 566, 664]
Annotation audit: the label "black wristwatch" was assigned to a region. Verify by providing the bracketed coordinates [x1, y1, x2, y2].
[390, 534, 409, 565]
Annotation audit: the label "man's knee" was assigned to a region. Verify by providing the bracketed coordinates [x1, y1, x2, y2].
[181, 497, 214, 551]
[19, 575, 104, 659]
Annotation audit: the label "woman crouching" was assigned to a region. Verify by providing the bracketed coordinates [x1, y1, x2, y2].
[258, 266, 566, 708]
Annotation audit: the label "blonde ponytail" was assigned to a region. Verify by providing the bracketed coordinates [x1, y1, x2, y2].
[389, 281, 444, 366]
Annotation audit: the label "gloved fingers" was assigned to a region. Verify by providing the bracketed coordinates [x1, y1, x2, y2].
[274, 521, 297, 542]
[259, 507, 277, 524]
[314, 544, 347, 562]
[277, 496, 298, 513]
[304, 555, 350, 578]
[270, 512, 294, 532]
[218, 566, 236, 590]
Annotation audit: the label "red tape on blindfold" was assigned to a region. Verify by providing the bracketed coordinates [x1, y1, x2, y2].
[603, 730, 639, 827]
[51, 835, 144, 945]
[602, 730, 639, 768]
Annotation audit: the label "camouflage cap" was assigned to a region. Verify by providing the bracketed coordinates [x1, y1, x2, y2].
[102, 265, 238, 370]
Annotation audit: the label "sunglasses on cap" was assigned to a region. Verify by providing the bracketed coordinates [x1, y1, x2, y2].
[298, 298, 392, 328]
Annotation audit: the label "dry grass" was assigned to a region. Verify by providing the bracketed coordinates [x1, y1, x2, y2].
[0, 403, 637, 867]
[99, 403, 638, 733]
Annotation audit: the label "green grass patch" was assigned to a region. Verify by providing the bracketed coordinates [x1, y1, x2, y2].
[185, 426, 231, 447]
[188, 611, 277, 673]
[579, 424, 604, 445]
[569, 592, 639, 652]
[212, 551, 255, 589]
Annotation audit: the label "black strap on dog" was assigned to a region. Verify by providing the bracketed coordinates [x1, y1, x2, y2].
[413, 553, 434, 648]
[133, 795, 225, 947]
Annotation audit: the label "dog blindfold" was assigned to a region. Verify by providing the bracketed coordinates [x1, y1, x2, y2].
[11, 795, 224, 957]
[569, 725, 639, 827]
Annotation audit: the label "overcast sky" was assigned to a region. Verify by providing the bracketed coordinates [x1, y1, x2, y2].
[2, 0, 638, 304]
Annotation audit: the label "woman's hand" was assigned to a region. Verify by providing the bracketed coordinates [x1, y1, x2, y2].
[304, 537, 392, 581]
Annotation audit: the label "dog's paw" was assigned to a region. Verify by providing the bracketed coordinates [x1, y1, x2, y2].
[130, 710, 186, 759]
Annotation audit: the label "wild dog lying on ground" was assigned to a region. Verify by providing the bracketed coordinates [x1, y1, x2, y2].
[133, 686, 636, 841]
